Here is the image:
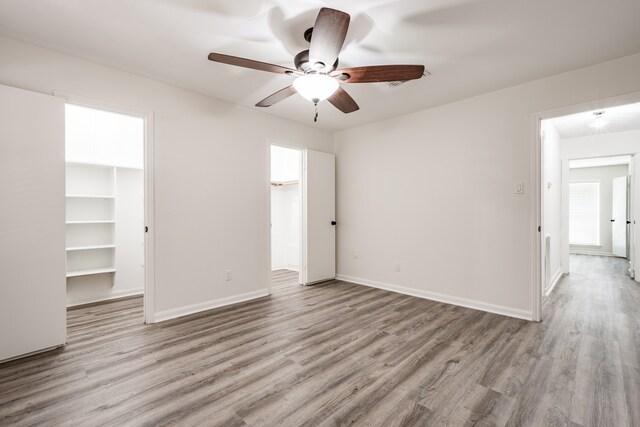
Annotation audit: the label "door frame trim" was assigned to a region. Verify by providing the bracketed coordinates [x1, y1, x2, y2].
[53, 91, 156, 324]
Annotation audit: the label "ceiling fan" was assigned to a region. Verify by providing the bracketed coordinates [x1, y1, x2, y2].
[208, 7, 426, 122]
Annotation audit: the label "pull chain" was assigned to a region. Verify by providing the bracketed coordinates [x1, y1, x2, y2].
[314, 102, 318, 122]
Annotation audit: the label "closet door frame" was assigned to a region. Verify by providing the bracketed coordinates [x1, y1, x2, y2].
[54, 91, 156, 324]
[267, 142, 305, 292]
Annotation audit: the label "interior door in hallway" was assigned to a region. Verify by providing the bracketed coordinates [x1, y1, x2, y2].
[612, 175, 627, 257]
[303, 150, 336, 284]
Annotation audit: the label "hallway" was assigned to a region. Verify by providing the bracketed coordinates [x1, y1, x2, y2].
[540, 254, 639, 425]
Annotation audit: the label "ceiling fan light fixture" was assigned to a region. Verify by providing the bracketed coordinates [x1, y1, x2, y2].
[293, 73, 339, 103]
[207, 8, 425, 118]
[588, 111, 609, 128]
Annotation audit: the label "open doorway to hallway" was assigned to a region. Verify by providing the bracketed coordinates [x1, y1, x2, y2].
[568, 156, 630, 263]
[540, 101, 640, 306]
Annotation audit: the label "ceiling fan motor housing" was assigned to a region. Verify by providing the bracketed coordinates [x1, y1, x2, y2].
[294, 49, 339, 73]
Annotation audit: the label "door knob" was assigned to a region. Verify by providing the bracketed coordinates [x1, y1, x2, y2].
[611, 219, 615, 222]
[331, 221, 337, 226]
[627, 220, 632, 224]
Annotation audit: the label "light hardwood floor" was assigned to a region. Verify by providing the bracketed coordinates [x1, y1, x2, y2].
[0, 258, 638, 426]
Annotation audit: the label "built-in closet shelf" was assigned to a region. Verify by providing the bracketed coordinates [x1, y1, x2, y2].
[66, 268, 116, 278]
[66, 194, 115, 199]
[66, 244, 116, 252]
[66, 160, 142, 170]
[271, 180, 299, 187]
[66, 220, 115, 225]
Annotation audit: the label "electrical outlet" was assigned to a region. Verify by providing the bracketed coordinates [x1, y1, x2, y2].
[225, 269, 232, 281]
[395, 262, 401, 272]
[353, 253, 359, 260]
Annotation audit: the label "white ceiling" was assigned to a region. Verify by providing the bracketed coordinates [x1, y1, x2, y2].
[1, 0, 639, 132]
[549, 103, 640, 139]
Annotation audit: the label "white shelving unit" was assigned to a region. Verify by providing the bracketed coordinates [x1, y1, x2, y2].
[66, 268, 117, 278]
[66, 195, 115, 199]
[66, 220, 116, 224]
[65, 162, 116, 278]
[67, 244, 116, 251]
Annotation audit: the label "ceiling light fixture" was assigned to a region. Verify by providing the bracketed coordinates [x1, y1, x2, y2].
[588, 111, 609, 128]
[292, 73, 339, 122]
[293, 73, 339, 104]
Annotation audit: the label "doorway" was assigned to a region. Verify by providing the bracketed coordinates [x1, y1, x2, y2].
[62, 97, 153, 324]
[270, 145, 303, 288]
[269, 145, 337, 289]
[567, 156, 631, 264]
[536, 96, 640, 320]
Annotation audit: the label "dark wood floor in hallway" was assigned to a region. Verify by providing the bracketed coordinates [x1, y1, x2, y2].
[0, 258, 638, 426]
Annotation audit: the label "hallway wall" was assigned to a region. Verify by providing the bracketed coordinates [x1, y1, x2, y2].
[542, 121, 563, 291]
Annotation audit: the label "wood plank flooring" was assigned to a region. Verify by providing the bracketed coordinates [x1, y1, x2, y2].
[271, 269, 300, 288]
[1, 256, 639, 426]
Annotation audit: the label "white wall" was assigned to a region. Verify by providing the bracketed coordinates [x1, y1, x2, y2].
[542, 121, 563, 292]
[562, 129, 640, 159]
[569, 164, 628, 256]
[271, 184, 300, 271]
[0, 36, 333, 321]
[334, 52, 640, 319]
[271, 145, 301, 183]
[66, 104, 144, 168]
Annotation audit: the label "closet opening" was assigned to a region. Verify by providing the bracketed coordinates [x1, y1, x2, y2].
[64, 102, 148, 321]
[270, 145, 303, 289]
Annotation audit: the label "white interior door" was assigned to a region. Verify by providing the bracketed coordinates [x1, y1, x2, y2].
[0, 84, 66, 361]
[303, 150, 336, 284]
[633, 155, 640, 281]
[612, 175, 627, 257]
[627, 158, 635, 277]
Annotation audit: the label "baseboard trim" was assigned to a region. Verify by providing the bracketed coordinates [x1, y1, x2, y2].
[66, 288, 144, 308]
[1, 344, 65, 365]
[271, 267, 299, 272]
[153, 289, 270, 323]
[336, 274, 532, 321]
[545, 268, 564, 297]
[570, 250, 617, 257]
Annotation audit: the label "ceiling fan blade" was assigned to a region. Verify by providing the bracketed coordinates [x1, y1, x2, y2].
[332, 65, 425, 83]
[309, 8, 350, 71]
[208, 52, 298, 75]
[327, 87, 359, 114]
[255, 85, 297, 107]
